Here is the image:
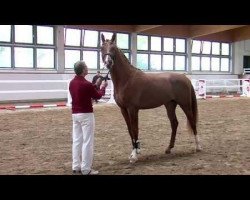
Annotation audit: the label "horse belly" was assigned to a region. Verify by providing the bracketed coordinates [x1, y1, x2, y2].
[137, 91, 170, 109]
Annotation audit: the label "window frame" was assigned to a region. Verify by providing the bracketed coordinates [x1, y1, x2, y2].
[0, 25, 56, 69]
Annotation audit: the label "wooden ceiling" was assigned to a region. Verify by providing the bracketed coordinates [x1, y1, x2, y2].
[65, 25, 250, 42]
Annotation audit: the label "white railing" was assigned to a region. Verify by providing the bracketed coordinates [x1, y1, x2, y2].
[243, 68, 250, 74]
[192, 79, 250, 99]
[0, 80, 69, 102]
[1, 79, 249, 106]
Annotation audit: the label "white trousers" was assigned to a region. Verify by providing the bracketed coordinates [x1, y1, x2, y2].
[72, 113, 95, 171]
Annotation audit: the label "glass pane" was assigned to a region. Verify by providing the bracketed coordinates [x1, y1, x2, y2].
[83, 30, 98, 47]
[175, 55, 185, 70]
[150, 54, 161, 70]
[212, 42, 220, 55]
[124, 52, 130, 61]
[163, 38, 173, 52]
[221, 43, 229, 55]
[65, 29, 81, 46]
[191, 56, 200, 71]
[151, 36, 161, 51]
[137, 35, 148, 50]
[137, 53, 148, 70]
[221, 58, 229, 71]
[15, 25, 33, 43]
[0, 46, 11, 67]
[163, 55, 173, 70]
[211, 57, 220, 71]
[202, 41, 211, 54]
[37, 48, 54, 68]
[0, 25, 11, 42]
[176, 39, 185, 53]
[37, 26, 54, 45]
[83, 51, 97, 69]
[14, 47, 33, 68]
[201, 57, 210, 71]
[65, 50, 80, 69]
[117, 33, 129, 49]
[192, 40, 201, 53]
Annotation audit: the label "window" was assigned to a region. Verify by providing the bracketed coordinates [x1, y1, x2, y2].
[211, 57, 220, 71]
[202, 41, 211, 54]
[137, 35, 187, 71]
[163, 55, 173, 70]
[0, 46, 11, 67]
[37, 49, 54, 68]
[117, 33, 129, 49]
[37, 26, 54, 45]
[212, 42, 220, 55]
[0, 25, 55, 69]
[176, 39, 185, 53]
[65, 50, 80, 69]
[175, 56, 186, 70]
[150, 54, 161, 70]
[83, 30, 98, 47]
[137, 53, 148, 70]
[15, 25, 33, 43]
[137, 35, 148, 50]
[14, 47, 33, 68]
[65, 28, 81, 46]
[83, 51, 98, 69]
[201, 57, 210, 71]
[151, 36, 161, 51]
[221, 58, 229, 71]
[64, 28, 130, 70]
[0, 25, 11, 42]
[163, 38, 173, 52]
[191, 39, 231, 72]
[191, 56, 200, 71]
[192, 40, 201, 54]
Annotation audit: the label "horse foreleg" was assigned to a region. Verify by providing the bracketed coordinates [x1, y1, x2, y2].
[120, 107, 139, 163]
[127, 108, 140, 163]
[120, 107, 133, 140]
[165, 102, 178, 154]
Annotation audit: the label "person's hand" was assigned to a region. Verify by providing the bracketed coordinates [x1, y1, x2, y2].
[100, 80, 108, 88]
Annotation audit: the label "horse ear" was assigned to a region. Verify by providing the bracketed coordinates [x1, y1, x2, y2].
[111, 33, 116, 44]
[101, 34, 105, 44]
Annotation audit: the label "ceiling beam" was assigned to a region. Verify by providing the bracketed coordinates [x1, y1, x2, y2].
[134, 25, 163, 33]
[189, 25, 246, 38]
[232, 26, 250, 42]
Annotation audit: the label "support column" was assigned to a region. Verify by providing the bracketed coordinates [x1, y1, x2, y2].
[56, 26, 65, 73]
[131, 32, 137, 66]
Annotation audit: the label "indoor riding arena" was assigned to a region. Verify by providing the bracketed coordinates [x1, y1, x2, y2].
[0, 25, 249, 175]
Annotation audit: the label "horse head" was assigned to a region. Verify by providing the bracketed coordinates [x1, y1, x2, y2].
[100, 33, 117, 70]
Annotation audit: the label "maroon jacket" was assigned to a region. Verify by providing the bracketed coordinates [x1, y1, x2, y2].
[69, 75, 106, 113]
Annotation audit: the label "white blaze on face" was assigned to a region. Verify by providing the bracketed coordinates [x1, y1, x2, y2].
[104, 43, 111, 65]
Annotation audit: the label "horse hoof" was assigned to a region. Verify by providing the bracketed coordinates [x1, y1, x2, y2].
[129, 155, 138, 163]
[165, 149, 171, 154]
[196, 147, 202, 152]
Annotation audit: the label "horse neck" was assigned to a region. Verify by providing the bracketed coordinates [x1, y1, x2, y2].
[111, 51, 137, 87]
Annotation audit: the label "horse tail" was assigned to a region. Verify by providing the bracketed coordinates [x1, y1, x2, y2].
[191, 84, 198, 126]
[186, 84, 198, 134]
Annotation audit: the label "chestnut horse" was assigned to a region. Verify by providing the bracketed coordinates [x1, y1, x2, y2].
[100, 33, 202, 163]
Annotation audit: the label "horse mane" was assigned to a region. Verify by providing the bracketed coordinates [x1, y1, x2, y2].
[116, 46, 142, 72]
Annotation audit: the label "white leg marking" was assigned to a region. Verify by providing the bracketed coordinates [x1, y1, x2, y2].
[195, 135, 202, 151]
[129, 149, 138, 163]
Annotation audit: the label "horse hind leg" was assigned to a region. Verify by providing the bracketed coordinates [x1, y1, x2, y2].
[165, 101, 178, 154]
[179, 104, 202, 152]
